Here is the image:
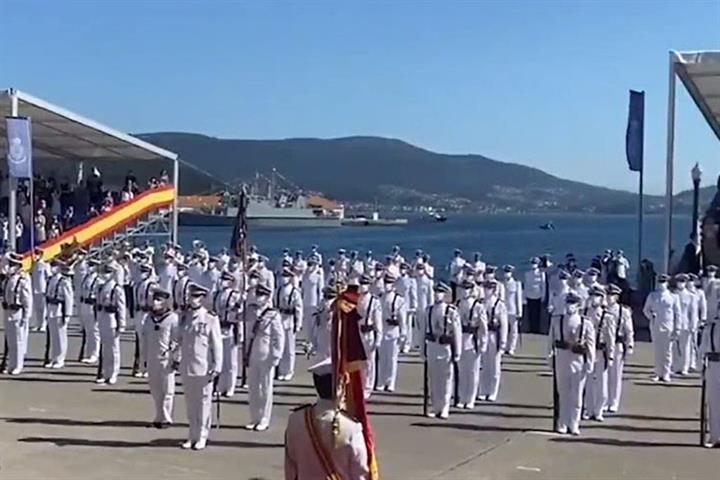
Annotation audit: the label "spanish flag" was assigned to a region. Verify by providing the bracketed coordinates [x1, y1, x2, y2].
[332, 285, 380, 480]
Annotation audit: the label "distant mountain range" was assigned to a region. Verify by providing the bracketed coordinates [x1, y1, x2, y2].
[133, 132, 711, 214]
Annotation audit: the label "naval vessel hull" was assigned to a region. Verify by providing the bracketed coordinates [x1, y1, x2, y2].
[179, 211, 341, 228]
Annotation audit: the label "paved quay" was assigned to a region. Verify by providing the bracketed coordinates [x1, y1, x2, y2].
[1, 327, 717, 480]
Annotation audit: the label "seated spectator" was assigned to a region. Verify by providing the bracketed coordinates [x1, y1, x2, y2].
[148, 177, 159, 189]
[48, 216, 62, 239]
[88, 205, 99, 218]
[101, 194, 114, 213]
[121, 181, 134, 203]
[159, 169, 170, 185]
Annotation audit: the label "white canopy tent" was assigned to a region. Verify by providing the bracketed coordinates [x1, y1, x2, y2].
[0, 88, 180, 249]
[664, 51, 720, 272]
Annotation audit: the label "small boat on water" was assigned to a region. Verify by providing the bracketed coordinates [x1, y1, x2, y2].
[540, 221, 555, 231]
[433, 213, 447, 222]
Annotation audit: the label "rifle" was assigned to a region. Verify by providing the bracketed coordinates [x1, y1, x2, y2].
[552, 351, 559, 433]
[422, 338, 429, 417]
[78, 324, 87, 362]
[1, 336, 8, 373]
[213, 375, 221, 429]
[43, 323, 51, 366]
[131, 330, 140, 376]
[700, 357, 707, 447]
[241, 301, 248, 387]
[373, 349, 379, 391]
[96, 344, 104, 380]
[452, 359, 459, 407]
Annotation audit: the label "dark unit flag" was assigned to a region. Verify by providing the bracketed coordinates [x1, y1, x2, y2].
[626, 90, 644, 172]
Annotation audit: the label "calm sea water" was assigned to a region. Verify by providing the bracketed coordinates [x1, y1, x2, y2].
[178, 213, 693, 278]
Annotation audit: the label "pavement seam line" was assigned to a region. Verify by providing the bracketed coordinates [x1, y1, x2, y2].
[426, 434, 516, 480]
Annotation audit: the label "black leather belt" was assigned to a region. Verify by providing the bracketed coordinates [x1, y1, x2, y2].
[386, 318, 400, 326]
[461, 325, 476, 334]
[707, 352, 720, 362]
[359, 325, 375, 334]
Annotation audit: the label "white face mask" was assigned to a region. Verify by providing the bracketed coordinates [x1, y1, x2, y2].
[709, 272, 717, 279]
[503, 272, 512, 280]
[359, 285, 370, 294]
[151, 299, 165, 312]
[384, 283, 394, 293]
[282, 277, 292, 285]
[591, 296, 603, 307]
[565, 304, 579, 315]
[189, 296, 203, 309]
[256, 295, 269, 306]
[249, 278, 259, 287]
[434, 292, 446, 303]
[221, 280, 231, 289]
[177, 270, 187, 278]
[559, 279, 568, 287]
[51, 266, 60, 275]
[676, 282, 686, 290]
[607, 295, 618, 306]
[658, 282, 668, 292]
[531, 265, 539, 271]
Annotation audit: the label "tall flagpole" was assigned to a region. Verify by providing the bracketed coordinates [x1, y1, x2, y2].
[637, 164, 643, 283]
[8, 90, 18, 252]
[664, 52, 677, 274]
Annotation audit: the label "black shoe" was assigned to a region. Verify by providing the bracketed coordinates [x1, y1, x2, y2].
[159, 422, 171, 430]
[152, 422, 162, 429]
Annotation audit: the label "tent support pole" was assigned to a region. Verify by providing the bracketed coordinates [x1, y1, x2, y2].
[8, 90, 19, 252]
[172, 158, 179, 243]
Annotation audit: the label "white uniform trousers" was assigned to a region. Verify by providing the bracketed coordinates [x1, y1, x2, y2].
[47, 315, 68, 366]
[32, 293, 47, 330]
[458, 348, 481, 407]
[673, 329, 693, 375]
[479, 332, 502, 401]
[428, 353, 453, 417]
[182, 374, 213, 442]
[99, 324, 121, 380]
[80, 304, 100, 360]
[583, 349, 608, 418]
[607, 345, 626, 411]
[363, 350, 377, 398]
[4, 318, 28, 372]
[412, 315, 424, 350]
[148, 363, 175, 424]
[652, 328, 673, 380]
[133, 315, 147, 374]
[377, 337, 400, 390]
[507, 314, 520, 354]
[400, 313, 413, 353]
[302, 306, 316, 342]
[218, 337, 239, 395]
[556, 350, 588, 434]
[707, 361, 720, 444]
[248, 362, 275, 426]
[278, 327, 296, 379]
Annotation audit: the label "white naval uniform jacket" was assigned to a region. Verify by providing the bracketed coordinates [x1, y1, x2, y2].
[276, 284, 303, 331]
[549, 312, 597, 366]
[213, 287, 243, 342]
[97, 280, 126, 329]
[415, 274, 434, 315]
[523, 269, 546, 301]
[302, 269, 324, 309]
[689, 287, 707, 332]
[176, 306, 223, 376]
[674, 288, 694, 332]
[395, 275, 418, 313]
[456, 296, 488, 353]
[502, 278, 523, 318]
[46, 273, 73, 321]
[643, 289, 680, 333]
[423, 302, 461, 361]
[584, 305, 616, 362]
[309, 301, 333, 361]
[246, 306, 284, 366]
[484, 295, 509, 352]
[157, 262, 177, 293]
[3, 271, 32, 325]
[142, 310, 179, 369]
[172, 276, 192, 311]
[80, 272, 101, 305]
[607, 303, 634, 354]
[31, 260, 50, 295]
[380, 291, 407, 340]
[134, 277, 158, 315]
[357, 293, 383, 353]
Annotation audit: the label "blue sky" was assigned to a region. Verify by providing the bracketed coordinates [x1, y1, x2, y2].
[1, 0, 718, 194]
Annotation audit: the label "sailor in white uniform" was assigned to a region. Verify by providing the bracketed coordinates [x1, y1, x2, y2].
[357, 274, 382, 399]
[308, 286, 337, 362]
[449, 249, 466, 302]
[606, 283, 634, 413]
[643, 274, 680, 382]
[45, 261, 73, 369]
[301, 256, 325, 341]
[422, 282, 461, 419]
[175, 283, 222, 449]
[276, 268, 303, 381]
[501, 265, 523, 355]
[377, 273, 407, 392]
[549, 292, 595, 435]
[78, 258, 102, 364]
[395, 263, 417, 354]
[143, 288, 179, 429]
[687, 273, 707, 372]
[672, 273, 694, 376]
[414, 263, 434, 350]
[456, 279, 487, 409]
[2, 253, 32, 375]
[479, 280, 508, 402]
[245, 283, 284, 431]
[133, 263, 158, 378]
[699, 312, 720, 448]
[524, 257, 546, 334]
[96, 262, 127, 384]
[582, 285, 615, 422]
[214, 270, 243, 397]
[30, 249, 50, 332]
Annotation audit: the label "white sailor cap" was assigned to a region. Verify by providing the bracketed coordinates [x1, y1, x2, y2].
[139, 263, 153, 273]
[607, 283, 622, 296]
[434, 282, 451, 293]
[188, 283, 209, 297]
[256, 283, 272, 296]
[152, 288, 172, 300]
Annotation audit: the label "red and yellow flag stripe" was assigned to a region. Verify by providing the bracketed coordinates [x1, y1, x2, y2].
[21, 185, 175, 270]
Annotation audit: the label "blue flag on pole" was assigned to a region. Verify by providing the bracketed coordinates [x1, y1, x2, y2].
[625, 90, 644, 172]
[5, 116, 33, 178]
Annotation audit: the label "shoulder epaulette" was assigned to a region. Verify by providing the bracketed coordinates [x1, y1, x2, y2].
[337, 408, 360, 423]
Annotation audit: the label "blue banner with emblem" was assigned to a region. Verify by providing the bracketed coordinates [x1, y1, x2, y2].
[625, 90, 644, 172]
[5, 116, 33, 178]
